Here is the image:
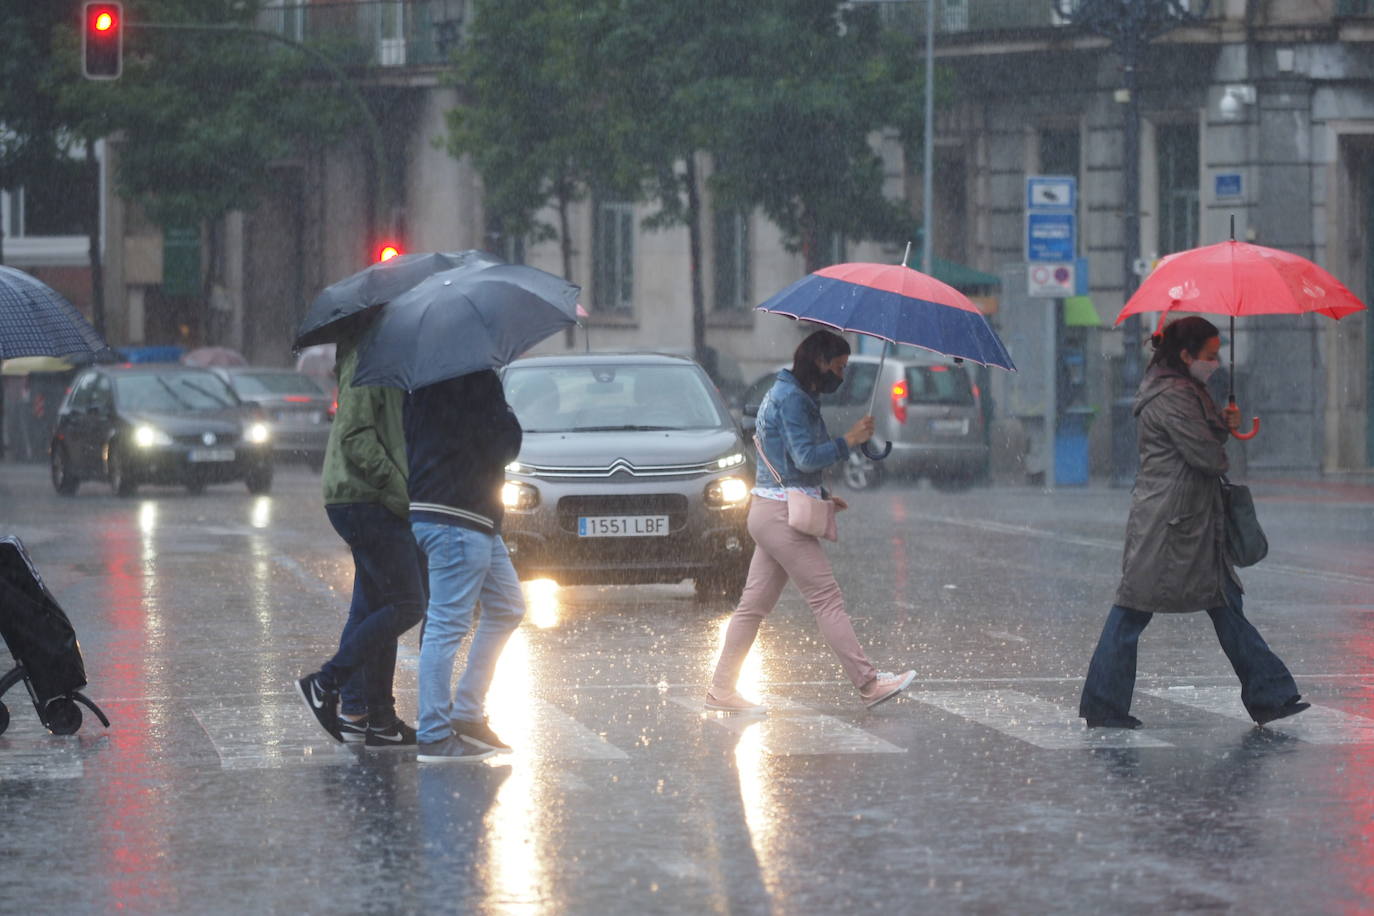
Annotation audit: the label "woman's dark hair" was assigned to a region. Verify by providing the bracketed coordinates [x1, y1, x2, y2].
[791, 329, 851, 392]
[1149, 316, 1220, 373]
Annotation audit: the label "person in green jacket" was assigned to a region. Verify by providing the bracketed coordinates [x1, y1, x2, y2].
[296, 332, 427, 746]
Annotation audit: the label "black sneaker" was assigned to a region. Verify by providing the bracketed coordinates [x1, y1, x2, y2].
[452, 717, 512, 753]
[417, 735, 497, 764]
[365, 718, 417, 749]
[338, 716, 368, 744]
[1085, 714, 1144, 730]
[296, 673, 343, 742]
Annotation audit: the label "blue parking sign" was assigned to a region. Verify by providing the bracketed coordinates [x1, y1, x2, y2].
[1026, 212, 1076, 263]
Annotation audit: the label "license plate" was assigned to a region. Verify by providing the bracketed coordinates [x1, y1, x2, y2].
[189, 448, 235, 462]
[930, 418, 969, 435]
[578, 515, 669, 537]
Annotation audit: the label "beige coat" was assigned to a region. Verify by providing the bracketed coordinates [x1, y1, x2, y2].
[1114, 367, 1237, 613]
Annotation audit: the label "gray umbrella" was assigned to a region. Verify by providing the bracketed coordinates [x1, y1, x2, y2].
[0, 265, 107, 359]
[293, 250, 503, 351]
[351, 263, 580, 390]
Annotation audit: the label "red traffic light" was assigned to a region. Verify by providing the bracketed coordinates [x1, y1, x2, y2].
[82, 2, 123, 80]
[377, 243, 402, 262]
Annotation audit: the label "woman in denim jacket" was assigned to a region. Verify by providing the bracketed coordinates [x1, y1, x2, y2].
[706, 330, 916, 712]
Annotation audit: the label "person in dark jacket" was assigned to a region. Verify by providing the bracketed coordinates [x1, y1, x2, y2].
[296, 333, 427, 746]
[1079, 316, 1309, 729]
[405, 369, 525, 763]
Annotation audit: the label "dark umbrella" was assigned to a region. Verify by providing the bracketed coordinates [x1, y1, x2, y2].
[0, 265, 107, 359]
[293, 250, 503, 351]
[351, 263, 580, 390]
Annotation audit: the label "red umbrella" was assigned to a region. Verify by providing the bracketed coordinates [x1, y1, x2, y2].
[1116, 238, 1366, 439]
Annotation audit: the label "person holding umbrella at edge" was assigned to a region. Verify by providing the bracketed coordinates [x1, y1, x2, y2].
[1078, 316, 1308, 729]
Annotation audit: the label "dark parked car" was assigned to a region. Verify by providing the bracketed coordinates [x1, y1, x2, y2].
[210, 366, 332, 470]
[500, 353, 753, 598]
[50, 365, 274, 497]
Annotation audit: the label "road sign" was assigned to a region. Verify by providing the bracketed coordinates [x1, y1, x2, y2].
[1027, 262, 1076, 298]
[1027, 176, 1076, 210]
[1027, 212, 1076, 263]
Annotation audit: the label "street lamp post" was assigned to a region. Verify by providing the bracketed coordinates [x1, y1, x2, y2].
[1051, 0, 1208, 485]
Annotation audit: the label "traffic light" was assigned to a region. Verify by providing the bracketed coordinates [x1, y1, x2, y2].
[82, 2, 123, 80]
[376, 242, 402, 263]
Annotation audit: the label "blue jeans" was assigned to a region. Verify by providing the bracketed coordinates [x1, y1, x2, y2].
[1079, 580, 1300, 722]
[320, 504, 427, 721]
[412, 521, 526, 744]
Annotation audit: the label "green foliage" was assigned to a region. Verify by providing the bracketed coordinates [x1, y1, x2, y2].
[446, 0, 941, 270]
[4, 0, 354, 230]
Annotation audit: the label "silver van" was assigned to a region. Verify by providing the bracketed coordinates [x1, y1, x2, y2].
[740, 350, 988, 490]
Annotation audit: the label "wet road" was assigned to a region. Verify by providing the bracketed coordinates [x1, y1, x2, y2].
[1, 462, 1373, 914]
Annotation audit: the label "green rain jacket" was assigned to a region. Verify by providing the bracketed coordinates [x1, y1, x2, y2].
[321, 338, 409, 520]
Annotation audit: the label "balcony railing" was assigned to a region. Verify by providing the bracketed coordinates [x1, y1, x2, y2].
[854, 0, 1220, 37]
[256, 1, 470, 69]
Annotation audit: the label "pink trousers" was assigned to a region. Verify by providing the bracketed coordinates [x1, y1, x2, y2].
[711, 496, 878, 691]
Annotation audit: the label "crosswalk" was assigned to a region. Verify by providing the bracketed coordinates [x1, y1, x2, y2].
[3, 684, 1374, 779]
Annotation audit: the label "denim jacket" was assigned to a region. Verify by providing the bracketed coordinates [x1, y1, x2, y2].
[753, 369, 849, 490]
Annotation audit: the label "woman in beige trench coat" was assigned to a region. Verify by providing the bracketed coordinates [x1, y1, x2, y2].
[1078, 317, 1309, 729]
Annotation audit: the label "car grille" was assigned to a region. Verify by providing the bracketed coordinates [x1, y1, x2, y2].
[173, 432, 241, 447]
[556, 494, 689, 533]
[519, 458, 726, 479]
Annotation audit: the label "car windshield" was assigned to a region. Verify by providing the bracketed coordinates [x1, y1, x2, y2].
[115, 372, 239, 412]
[231, 372, 324, 398]
[504, 364, 727, 433]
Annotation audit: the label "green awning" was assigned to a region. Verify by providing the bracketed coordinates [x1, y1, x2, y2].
[1063, 295, 1101, 327]
[907, 242, 1001, 291]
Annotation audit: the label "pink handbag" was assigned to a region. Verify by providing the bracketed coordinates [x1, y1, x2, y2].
[754, 435, 838, 541]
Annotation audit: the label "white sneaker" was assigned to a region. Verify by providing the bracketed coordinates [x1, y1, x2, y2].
[859, 670, 915, 709]
[704, 688, 767, 714]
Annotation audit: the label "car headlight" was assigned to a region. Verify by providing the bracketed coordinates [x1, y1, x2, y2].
[506, 460, 528, 474]
[715, 451, 746, 470]
[502, 480, 540, 510]
[705, 475, 750, 508]
[133, 425, 172, 448]
[245, 422, 271, 444]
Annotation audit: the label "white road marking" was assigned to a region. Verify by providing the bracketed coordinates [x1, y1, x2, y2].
[669, 695, 905, 756]
[509, 698, 629, 761]
[912, 689, 1174, 749]
[194, 702, 357, 769]
[0, 739, 84, 780]
[1142, 686, 1374, 743]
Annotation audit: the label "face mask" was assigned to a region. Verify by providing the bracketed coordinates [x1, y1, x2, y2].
[817, 370, 843, 394]
[1188, 358, 1220, 383]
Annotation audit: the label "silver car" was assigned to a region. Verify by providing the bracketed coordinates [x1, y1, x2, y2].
[740, 350, 988, 491]
[500, 353, 753, 598]
[210, 367, 333, 471]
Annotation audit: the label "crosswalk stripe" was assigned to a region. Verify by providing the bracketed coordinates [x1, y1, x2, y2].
[507, 698, 629, 761]
[667, 695, 905, 756]
[1141, 687, 1374, 743]
[194, 702, 357, 769]
[912, 689, 1174, 749]
[0, 741, 84, 780]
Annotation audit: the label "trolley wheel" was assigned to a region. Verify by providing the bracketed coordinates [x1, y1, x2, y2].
[0, 701, 9, 736]
[44, 698, 82, 735]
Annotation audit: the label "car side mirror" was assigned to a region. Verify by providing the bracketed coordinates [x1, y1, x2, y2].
[739, 415, 757, 435]
[743, 401, 760, 418]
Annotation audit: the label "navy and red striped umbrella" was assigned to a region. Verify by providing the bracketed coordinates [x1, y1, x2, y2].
[755, 262, 1015, 371]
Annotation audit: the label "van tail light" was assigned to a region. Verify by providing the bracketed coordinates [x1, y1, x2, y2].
[328, 397, 338, 420]
[890, 379, 908, 424]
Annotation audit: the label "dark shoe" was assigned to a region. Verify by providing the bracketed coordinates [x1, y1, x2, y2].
[364, 718, 417, 749]
[1085, 715, 1143, 730]
[452, 716, 512, 753]
[417, 735, 497, 764]
[338, 716, 368, 744]
[1252, 698, 1311, 727]
[296, 673, 343, 742]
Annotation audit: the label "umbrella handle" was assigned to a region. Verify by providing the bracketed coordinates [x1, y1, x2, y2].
[861, 440, 893, 460]
[1227, 394, 1260, 440]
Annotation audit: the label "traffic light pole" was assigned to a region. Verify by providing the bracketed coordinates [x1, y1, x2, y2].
[124, 21, 392, 255]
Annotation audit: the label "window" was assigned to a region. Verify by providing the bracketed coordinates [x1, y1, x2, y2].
[713, 208, 751, 311]
[1038, 128, 1080, 179]
[1, 143, 98, 240]
[504, 364, 727, 433]
[592, 200, 635, 314]
[1157, 123, 1200, 254]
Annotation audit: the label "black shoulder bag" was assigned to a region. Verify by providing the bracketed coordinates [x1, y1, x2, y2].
[1221, 477, 1268, 567]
